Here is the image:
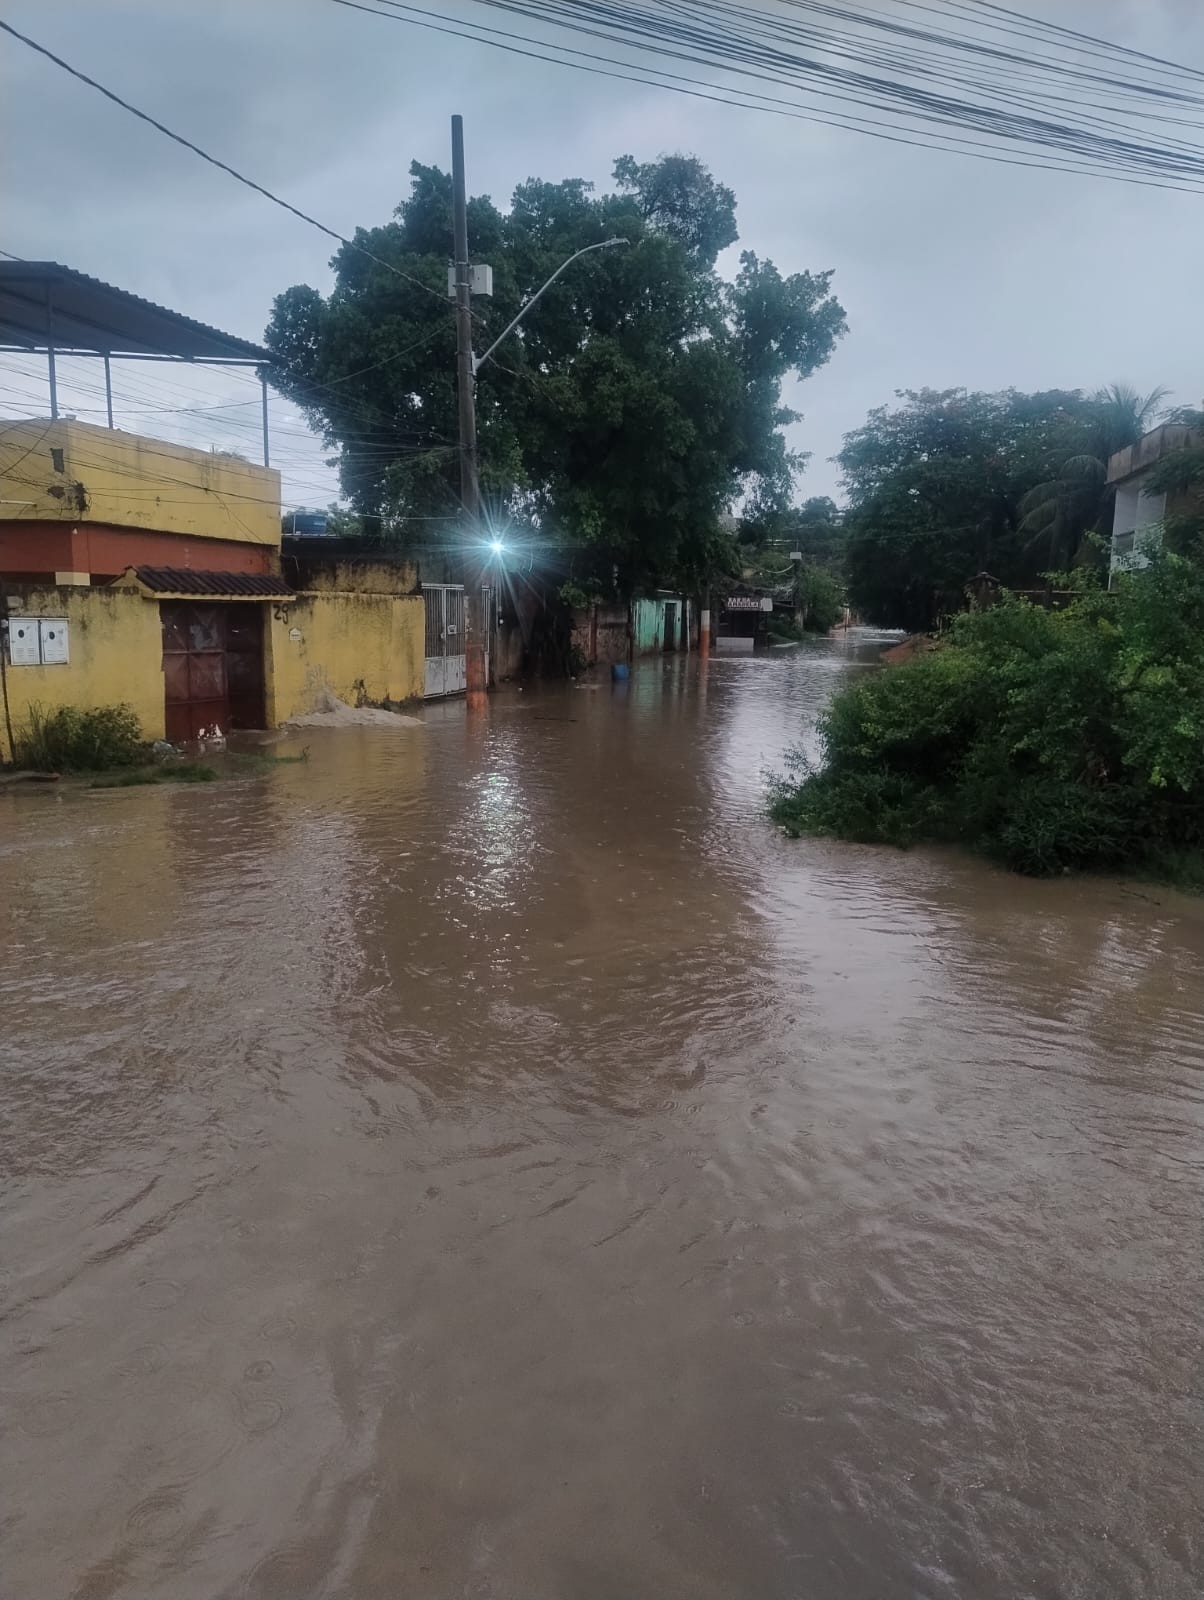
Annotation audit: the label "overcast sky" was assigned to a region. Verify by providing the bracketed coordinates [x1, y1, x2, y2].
[2, 0, 1201, 510]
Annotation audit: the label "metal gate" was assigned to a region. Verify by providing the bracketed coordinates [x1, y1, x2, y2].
[479, 583, 494, 685]
[161, 601, 266, 742]
[423, 584, 466, 698]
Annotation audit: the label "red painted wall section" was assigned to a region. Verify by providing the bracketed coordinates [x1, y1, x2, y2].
[0, 522, 275, 581]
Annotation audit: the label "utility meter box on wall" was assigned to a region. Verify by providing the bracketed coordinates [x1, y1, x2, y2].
[8, 619, 41, 665]
[38, 619, 69, 664]
[5, 618, 70, 665]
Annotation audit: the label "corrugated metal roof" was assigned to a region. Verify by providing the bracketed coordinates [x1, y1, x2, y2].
[0, 262, 271, 362]
[131, 566, 294, 598]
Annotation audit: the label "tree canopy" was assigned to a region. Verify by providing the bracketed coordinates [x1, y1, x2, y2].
[265, 154, 846, 594]
[839, 385, 1168, 631]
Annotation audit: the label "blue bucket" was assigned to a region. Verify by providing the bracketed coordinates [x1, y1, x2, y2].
[611, 662, 629, 681]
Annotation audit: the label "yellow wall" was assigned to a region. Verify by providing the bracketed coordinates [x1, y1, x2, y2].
[1, 585, 425, 764]
[0, 418, 280, 546]
[294, 559, 418, 596]
[1, 587, 165, 761]
[393, 597, 425, 701]
[266, 591, 424, 721]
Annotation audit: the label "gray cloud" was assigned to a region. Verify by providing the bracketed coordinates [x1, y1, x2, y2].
[3, 0, 1201, 508]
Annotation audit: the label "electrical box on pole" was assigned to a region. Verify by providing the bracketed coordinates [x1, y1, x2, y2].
[447, 264, 494, 298]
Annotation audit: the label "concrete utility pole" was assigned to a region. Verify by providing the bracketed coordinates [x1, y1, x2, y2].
[451, 114, 481, 524]
[448, 120, 625, 698]
[451, 114, 487, 706]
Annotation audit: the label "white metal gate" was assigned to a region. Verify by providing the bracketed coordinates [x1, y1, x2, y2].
[423, 584, 466, 698]
[479, 583, 494, 686]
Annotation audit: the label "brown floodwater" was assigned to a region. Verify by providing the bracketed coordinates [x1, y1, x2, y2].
[2, 635, 1202, 1600]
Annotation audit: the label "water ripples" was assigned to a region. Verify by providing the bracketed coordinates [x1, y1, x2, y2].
[2, 642, 1202, 1599]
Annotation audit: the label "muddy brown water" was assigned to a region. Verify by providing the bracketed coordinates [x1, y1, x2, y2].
[2, 635, 1202, 1600]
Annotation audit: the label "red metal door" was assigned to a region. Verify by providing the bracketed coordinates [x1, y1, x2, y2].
[161, 602, 265, 742]
[224, 604, 267, 731]
[162, 602, 227, 743]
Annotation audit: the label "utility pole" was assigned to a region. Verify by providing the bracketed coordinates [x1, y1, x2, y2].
[451, 114, 480, 524]
[447, 121, 625, 700]
[451, 113, 487, 706]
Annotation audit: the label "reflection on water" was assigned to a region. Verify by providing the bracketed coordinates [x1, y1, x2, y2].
[2, 635, 1202, 1599]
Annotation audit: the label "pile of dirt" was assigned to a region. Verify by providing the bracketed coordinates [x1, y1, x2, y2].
[286, 692, 422, 729]
[880, 634, 939, 665]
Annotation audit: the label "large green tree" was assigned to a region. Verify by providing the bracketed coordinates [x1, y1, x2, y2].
[265, 155, 846, 593]
[840, 385, 1168, 631]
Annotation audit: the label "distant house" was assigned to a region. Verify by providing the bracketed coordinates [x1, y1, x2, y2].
[1107, 423, 1200, 581]
[715, 584, 774, 653]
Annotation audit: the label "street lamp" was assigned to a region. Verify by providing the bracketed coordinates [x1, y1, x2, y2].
[472, 238, 629, 377]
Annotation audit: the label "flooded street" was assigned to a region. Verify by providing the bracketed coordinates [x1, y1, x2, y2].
[3, 636, 1202, 1600]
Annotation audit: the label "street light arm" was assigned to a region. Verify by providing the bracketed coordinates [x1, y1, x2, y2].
[472, 238, 628, 376]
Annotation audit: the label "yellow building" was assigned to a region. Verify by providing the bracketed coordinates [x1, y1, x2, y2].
[0, 262, 426, 761]
[0, 415, 281, 577]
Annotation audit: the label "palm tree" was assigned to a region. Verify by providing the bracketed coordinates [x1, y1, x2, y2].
[1089, 382, 1170, 461]
[1017, 454, 1107, 570]
[1018, 383, 1169, 569]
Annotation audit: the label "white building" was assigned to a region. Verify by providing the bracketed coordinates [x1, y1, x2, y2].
[1107, 424, 1196, 581]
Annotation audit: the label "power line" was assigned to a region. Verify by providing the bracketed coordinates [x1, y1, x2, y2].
[0, 18, 453, 306]
[796, 0, 1204, 94]
[0, 379, 448, 465]
[465, 0, 1204, 178]
[328, 0, 1204, 191]
[0, 321, 445, 420]
[705, 0, 1204, 139]
[0, 320, 458, 455]
[960, 0, 1204, 83]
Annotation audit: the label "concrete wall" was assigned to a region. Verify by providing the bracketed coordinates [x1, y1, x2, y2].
[1107, 425, 1199, 485]
[1, 585, 166, 760]
[570, 602, 630, 668]
[0, 418, 280, 547]
[266, 591, 424, 720]
[285, 557, 419, 596]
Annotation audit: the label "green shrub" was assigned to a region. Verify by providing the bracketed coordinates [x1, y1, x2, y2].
[771, 556, 1204, 878]
[796, 564, 844, 633]
[15, 703, 145, 773]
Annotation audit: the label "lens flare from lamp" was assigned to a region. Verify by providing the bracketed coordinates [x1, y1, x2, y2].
[489, 539, 505, 555]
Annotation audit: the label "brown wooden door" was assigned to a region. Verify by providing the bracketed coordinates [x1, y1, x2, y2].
[161, 602, 265, 742]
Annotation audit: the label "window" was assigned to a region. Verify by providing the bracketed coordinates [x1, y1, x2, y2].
[50, 447, 65, 474]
